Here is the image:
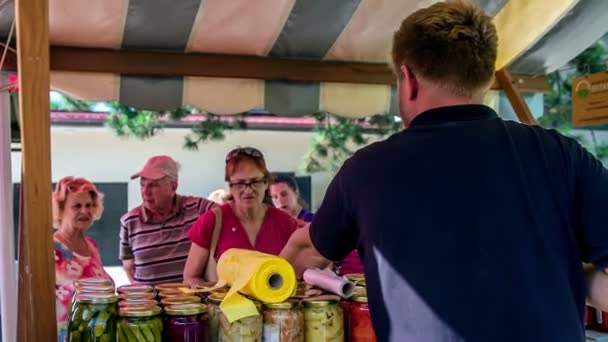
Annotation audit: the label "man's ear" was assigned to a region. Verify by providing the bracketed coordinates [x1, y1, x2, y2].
[400, 64, 418, 100]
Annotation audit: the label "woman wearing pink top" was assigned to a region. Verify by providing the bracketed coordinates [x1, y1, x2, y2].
[270, 174, 364, 276]
[52, 177, 112, 342]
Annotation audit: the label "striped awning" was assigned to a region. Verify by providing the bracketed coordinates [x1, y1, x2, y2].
[1, 0, 606, 117]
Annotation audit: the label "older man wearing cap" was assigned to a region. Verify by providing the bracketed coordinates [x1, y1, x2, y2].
[119, 155, 216, 285]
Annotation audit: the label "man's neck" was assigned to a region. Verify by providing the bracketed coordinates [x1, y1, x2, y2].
[146, 196, 177, 221]
[404, 92, 484, 127]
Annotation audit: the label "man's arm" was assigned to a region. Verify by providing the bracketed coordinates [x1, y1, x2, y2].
[586, 265, 608, 311]
[122, 259, 136, 283]
[280, 225, 331, 278]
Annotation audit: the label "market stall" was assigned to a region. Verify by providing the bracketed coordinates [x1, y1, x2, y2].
[1, 0, 608, 340]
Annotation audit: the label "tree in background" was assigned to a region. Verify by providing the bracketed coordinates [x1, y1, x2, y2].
[538, 38, 608, 159]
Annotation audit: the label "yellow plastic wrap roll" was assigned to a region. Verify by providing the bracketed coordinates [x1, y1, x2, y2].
[215, 249, 297, 323]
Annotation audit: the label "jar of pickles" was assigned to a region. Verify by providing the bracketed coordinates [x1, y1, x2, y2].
[303, 299, 344, 342]
[161, 295, 202, 306]
[349, 296, 376, 342]
[67, 292, 118, 342]
[207, 293, 224, 342]
[117, 305, 163, 341]
[263, 301, 304, 342]
[69, 283, 116, 317]
[218, 302, 263, 342]
[164, 303, 209, 342]
[75, 277, 114, 290]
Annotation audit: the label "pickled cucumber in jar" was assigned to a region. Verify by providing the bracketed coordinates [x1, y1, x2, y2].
[117, 306, 163, 342]
[303, 299, 344, 342]
[67, 292, 119, 342]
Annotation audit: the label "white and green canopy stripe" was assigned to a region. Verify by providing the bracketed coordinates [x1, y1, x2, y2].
[1, 0, 605, 116]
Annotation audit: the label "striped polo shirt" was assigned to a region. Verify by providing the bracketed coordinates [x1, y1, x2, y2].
[119, 195, 216, 285]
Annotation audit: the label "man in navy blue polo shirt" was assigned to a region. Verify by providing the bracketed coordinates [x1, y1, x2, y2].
[280, 1, 608, 341]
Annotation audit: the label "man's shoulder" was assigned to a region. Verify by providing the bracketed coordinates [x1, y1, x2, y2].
[120, 206, 143, 225]
[179, 195, 216, 212]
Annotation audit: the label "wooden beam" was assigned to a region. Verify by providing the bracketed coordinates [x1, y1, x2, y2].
[495, 68, 537, 125]
[14, 0, 56, 340]
[1, 47, 548, 92]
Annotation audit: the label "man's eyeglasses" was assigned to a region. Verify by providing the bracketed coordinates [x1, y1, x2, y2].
[225, 147, 264, 163]
[229, 178, 267, 191]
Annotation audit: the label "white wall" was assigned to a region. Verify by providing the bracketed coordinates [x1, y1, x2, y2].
[10, 126, 342, 211]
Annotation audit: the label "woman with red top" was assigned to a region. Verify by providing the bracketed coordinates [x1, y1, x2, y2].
[183, 147, 300, 287]
[270, 174, 364, 276]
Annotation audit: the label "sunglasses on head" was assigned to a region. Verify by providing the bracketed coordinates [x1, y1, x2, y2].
[225, 147, 264, 163]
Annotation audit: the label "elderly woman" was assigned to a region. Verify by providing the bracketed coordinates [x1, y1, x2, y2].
[270, 174, 364, 276]
[52, 176, 111, 341]
[184, 147, 300, 286]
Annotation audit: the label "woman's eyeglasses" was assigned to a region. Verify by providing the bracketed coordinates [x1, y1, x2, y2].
[229, 178, 267, 191]
[225, 147, 264, 163]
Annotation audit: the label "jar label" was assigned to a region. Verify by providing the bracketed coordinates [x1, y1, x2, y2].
[597, 310, 604, 324]
[263, 325, 280, 342]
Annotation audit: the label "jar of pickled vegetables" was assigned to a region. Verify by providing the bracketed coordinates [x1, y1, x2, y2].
[217, 301, 263, 342]
[75, 277, 114, 290]
[155, 282, 187, 292]
[207, 293, 224, 342]
[340, 300, 350, 342]
[118, 299, 159, 308]
[303, 299, 344, 342]
[161, 295, 201, 306]
[263, 301, 304, 342]
[119, 292, 157, 301]
[164, 303, 209, 342]
[67, 292, 119, 342]
[349, 296, 376, 342]
[117, 305, 163, 341]
[117, 284, 154, 294]
[70, 283, 116, 317]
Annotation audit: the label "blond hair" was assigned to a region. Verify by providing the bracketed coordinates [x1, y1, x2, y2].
[52, 177, 104, 229]
[391, 0, 497, 97]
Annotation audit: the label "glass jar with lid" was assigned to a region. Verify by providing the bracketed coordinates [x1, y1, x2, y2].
[206, 293, 225, 342]
[217, 301, 263, 342]
[349, 296, 377, 342]
[303, 299, 344, 342]
[161, 295, 201, 306]
[69, 283, 116, 317]
[164, 303, 209, 342]
[75, 277, 115, 290]
[263, 300, 304, 342]
[67, 292, 119, 342]
[117, 305, 162, 341]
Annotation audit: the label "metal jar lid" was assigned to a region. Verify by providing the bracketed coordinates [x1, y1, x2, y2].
[264, 300, 299, 310]
[118, 305, 162, 317]
[164, 303, 207, 316]
[76, 284, 116, 294]
[158, 289, 186, 298]
[161, 296, 201, 306]
[118, 292, 156, 300]
[351, 296, 368, 303]
[155, 282, 187, 292]
[117, 284, 154, 293]
[206, 293, 225, 305]
[76, 292, 119, 304]
[118, 299, 158, 308]
[302, 299, 339, 308]
[75, 277, 114, 288]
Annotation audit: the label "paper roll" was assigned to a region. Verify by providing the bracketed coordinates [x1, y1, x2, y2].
[303, 268, 355, 298]
[215, 249, 297, 323]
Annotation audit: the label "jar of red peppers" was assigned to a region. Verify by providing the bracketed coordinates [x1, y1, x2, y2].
[164, 303, 209, 342]
[349, 296, 377, 342]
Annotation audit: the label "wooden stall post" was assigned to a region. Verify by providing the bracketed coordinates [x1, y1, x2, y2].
[14, 0, 56, 339]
